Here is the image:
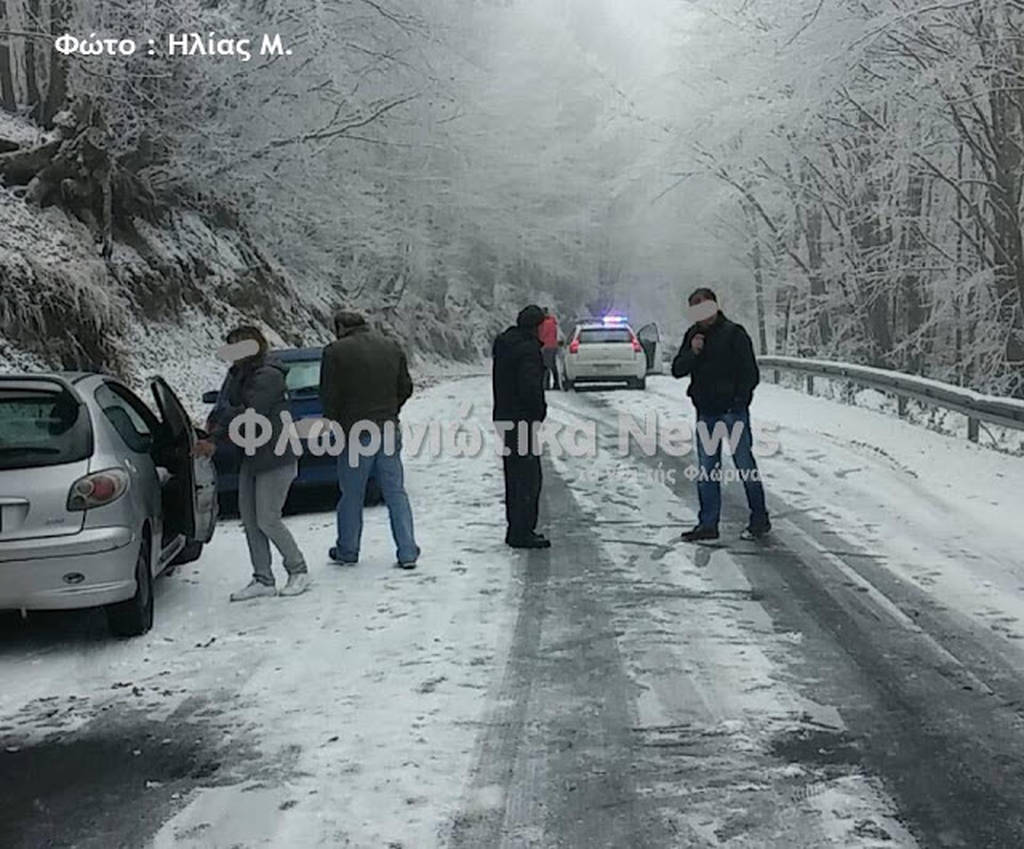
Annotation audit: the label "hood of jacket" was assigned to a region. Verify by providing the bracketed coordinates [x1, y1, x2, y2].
[492, 325, 546, 425]
[494, 325, 541, 357]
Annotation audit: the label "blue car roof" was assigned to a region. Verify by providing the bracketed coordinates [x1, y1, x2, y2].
[272, 347, 323, 362]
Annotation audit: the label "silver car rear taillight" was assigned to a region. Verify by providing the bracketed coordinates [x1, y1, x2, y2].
[67, 468, 130, 511]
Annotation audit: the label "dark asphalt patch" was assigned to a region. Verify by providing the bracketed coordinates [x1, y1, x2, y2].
[0, 700, 257, 849]
[742, 526, 1024, 849]
[0, 607, 110, 644]
[770, 726, 862, 768]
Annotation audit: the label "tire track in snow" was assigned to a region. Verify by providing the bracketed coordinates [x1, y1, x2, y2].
[450, 462, 659, 849]
[448, 535, 551, 847]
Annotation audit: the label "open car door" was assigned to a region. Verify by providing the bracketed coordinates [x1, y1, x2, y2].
[636, 323, 661, 374]
[150, 376, 217, 544]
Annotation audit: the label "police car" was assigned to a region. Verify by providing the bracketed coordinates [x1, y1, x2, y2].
[563, 316, 648, 390]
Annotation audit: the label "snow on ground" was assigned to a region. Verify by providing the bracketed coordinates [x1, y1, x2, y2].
[1, 371, 1018, 847]
[604, 376, 1024, 659]
[408, 354, 488, 390]
[541, 391, 918, 847]
[0, 377, 517, 849]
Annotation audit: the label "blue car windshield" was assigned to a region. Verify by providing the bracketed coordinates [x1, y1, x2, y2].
[284, 360, 321, 396]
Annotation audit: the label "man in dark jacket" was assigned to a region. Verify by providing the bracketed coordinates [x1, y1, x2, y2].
[493, 305, 551, 549]
[672, 288, 770, 542]
[320, 311, 420, 569]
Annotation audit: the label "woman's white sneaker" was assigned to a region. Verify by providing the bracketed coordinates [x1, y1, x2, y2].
[279, 573, 312, 597]
[230, 580, 277, 602]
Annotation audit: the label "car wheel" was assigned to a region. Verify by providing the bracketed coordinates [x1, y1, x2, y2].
[564, 379, 574, 392]
[170, 539, 203, 567]
[106, 533, 154, 638]
[635, 376, 647, 390]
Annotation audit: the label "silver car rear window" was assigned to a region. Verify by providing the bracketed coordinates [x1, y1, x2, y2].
[0, 385, 93, 470]
[578, 328, 633, 344]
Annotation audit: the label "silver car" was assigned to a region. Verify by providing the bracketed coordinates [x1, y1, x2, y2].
[0, 373, 217, 636]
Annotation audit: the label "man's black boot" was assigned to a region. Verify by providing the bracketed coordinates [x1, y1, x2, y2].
[680, 526, 720, 543]
[507, 532, 551, 549]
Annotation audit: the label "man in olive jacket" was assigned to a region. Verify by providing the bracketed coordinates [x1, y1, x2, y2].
[320, 311, 420, 569]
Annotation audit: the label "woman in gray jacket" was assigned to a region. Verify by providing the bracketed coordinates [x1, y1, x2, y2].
[197, 326, 311, 601]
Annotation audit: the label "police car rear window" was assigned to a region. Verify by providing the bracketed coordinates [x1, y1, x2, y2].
[578, 328, 632, 344]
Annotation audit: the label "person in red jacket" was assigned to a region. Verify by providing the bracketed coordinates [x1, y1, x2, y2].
[538, 309, 560, 390]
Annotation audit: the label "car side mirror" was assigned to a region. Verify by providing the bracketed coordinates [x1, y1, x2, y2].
[202, 390, 219, 404]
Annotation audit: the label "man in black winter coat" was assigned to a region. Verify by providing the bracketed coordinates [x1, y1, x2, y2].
[492, 305, 551, 549]
[672, 288, 771, 543]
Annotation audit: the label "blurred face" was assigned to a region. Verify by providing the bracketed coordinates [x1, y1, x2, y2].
[225, 331, 264, 363]
[688, 295, 719, 329]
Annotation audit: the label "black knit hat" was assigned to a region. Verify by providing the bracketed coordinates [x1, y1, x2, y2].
[688, 287, 718, 305]
[516, 305, 545, 328]
[333, 310, 368, 332]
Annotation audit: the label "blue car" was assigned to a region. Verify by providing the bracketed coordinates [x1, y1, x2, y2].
[202, 347, 381, 511]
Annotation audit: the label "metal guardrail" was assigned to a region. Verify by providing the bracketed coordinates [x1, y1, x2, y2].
[759, 355, 1024, 442]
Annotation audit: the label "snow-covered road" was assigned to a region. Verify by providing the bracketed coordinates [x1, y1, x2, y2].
[2, 375, 1024, 848]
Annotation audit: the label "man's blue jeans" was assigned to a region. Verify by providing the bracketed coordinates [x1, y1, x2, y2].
[695, 409, 770, 531]
[336, 431, 420, 564]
